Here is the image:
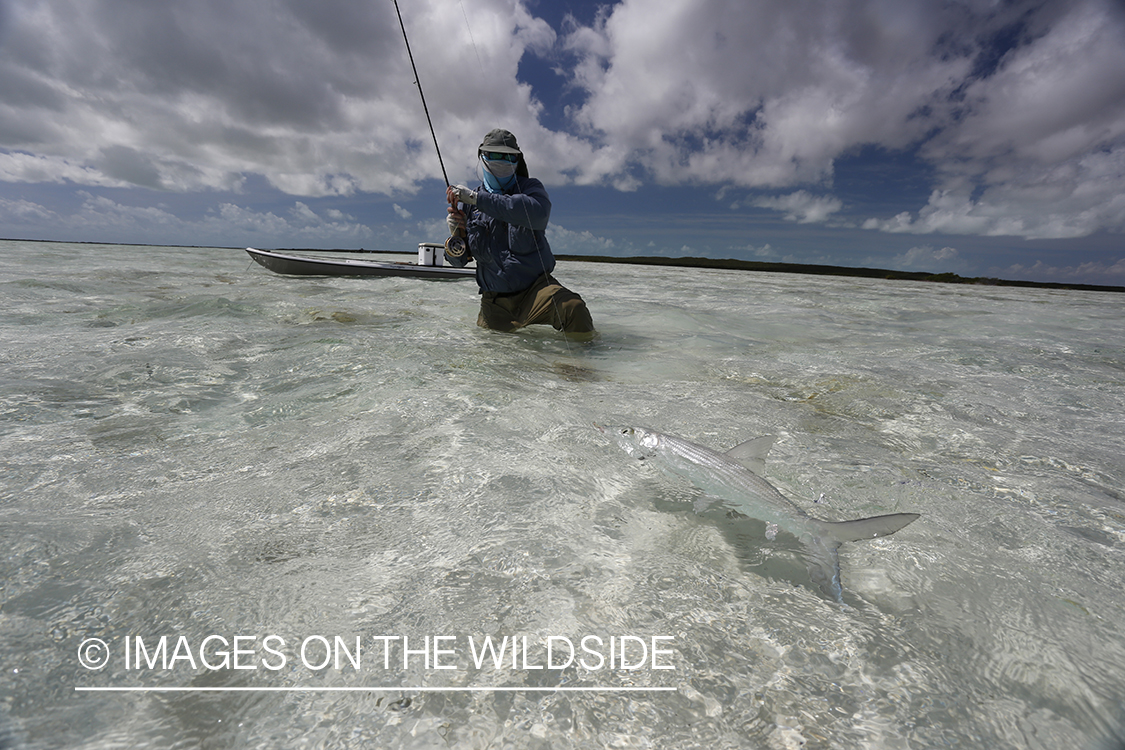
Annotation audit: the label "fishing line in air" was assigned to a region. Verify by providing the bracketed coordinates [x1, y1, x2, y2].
[459, 0, 486, 75]
[449, 4, 574, 348]
[391, 0, 448, 186]
[395, 0, 577, 348]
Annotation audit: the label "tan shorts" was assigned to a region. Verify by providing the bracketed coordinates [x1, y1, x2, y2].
[477, 274, 595, 335]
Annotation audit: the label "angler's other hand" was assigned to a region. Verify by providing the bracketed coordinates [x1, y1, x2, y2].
[447, 206, 466, 236]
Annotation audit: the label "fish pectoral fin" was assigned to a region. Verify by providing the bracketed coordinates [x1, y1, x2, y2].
[821, 513, 920, 543]
[802, 535, 844, 603]
[724, 435, 776, 475]
[692, 495, 718, 514]
[693, 492, 745, 518]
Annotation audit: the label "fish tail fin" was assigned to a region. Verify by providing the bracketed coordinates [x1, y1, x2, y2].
[802, 536, 844, 602]
[820, 512, 920, 543]
[802, 513, 919, 602]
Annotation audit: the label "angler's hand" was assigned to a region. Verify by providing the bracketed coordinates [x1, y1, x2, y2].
[447, 206, 466, 236]
[447, 184, 477, 206]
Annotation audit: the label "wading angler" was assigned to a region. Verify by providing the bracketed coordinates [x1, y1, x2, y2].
[445, 129, 596, 339]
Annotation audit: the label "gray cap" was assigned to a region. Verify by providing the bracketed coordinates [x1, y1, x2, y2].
[478, 128, 522, 155]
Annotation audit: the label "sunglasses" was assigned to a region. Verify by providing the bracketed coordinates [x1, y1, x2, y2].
[480, 151, 519, 163]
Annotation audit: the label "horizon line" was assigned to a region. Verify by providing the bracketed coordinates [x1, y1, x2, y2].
[4, 236, 1120, 293]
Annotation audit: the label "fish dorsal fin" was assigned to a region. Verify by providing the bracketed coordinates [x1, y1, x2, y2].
[724, 435, 776, 475]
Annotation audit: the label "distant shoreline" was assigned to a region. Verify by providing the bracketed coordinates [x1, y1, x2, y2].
[555, 254, 1125, 294]
[4, 237, 1122, 294]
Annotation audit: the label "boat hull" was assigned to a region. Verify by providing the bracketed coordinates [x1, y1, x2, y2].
[245, 247, 475, 280]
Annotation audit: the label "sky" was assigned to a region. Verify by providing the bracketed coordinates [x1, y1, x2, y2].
[1, 0, 1124, 285]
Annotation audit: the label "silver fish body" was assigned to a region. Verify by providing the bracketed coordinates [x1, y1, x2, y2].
[601, 425, 920, 601]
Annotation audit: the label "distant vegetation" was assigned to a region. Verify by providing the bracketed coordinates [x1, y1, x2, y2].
[556, 254, 1125, 294]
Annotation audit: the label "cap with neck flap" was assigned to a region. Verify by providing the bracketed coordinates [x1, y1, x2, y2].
[478, 129, 529, 192]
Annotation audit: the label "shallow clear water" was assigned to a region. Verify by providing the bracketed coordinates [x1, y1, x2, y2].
[2, 240, 1124, 749]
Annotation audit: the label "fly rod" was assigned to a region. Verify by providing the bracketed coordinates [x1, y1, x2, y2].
[392, 0, 449, 187]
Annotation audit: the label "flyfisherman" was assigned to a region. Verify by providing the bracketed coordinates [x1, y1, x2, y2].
[444, 128, 596, 340]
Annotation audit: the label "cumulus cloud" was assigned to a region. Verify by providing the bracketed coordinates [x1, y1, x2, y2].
[0, 196, 57, 223]
[214, 200, 374, 242]
[751, 191, 844, 224]
[559, 0, 1125, 238]
[0, 192, 374, 247]
[0, 151, 128, 187]
[863, 165, 1125, 239]
[546, 222, 626, 256]
[997, 257, 1125, 284]
[861, 2, 1125, 239]
[889, 245, 963, 273]
[1, 0, 1124, 247]
[563, 0, 967, 186]
[0, 0, 591, 197]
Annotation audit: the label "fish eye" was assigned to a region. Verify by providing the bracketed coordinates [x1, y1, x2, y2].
[620, 428, 631, 435]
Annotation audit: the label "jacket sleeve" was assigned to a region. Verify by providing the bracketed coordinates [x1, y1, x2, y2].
[474, 178, 551, 231]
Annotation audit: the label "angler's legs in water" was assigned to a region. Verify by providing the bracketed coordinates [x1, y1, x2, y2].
[478, 273, 596, 339]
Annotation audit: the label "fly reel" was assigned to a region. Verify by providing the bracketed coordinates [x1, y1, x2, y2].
[445, 234, 467, 258]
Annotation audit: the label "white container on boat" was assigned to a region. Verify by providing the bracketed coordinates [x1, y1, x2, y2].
[417, 242, 444, 266]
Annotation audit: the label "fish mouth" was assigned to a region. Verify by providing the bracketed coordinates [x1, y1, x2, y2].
[593, 422, 606, 434]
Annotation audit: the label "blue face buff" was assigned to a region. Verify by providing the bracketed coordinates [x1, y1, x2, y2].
[480, 154, 518, 193]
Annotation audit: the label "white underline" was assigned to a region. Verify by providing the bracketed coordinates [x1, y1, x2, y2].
[76, 686, 676, 693]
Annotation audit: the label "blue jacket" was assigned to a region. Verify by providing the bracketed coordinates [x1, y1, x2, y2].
[446, 175, 555, 294]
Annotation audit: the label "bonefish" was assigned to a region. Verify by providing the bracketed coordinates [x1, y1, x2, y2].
[599, 425, 919, 602]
